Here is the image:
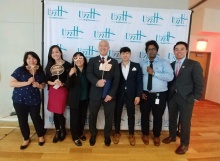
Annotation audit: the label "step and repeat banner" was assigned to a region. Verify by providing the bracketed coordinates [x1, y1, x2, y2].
[43, 1, 191, 130]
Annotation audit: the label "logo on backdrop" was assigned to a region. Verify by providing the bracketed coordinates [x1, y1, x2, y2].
[139, 52, 148, 60]
[111, 11, 132, 23]
[94, 28, 116, 40]
[156, 31, 175, 44]
[78, 8, 101, 21]
[77, 46, 98, 58]
[57, 44, 67, 51]
[142, 13, 164, 25]
[167, 52, 176, 62]
[62, 26, 84, 39]
[172, 14, 188, 26]
[126, 30, 147, 43]
[47, 6, 68, 19]
[108, 50, 120, 61]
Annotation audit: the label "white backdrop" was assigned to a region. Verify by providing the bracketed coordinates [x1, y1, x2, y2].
[43, 1, 191, 130]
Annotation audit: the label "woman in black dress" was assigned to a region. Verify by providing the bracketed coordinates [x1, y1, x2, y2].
[65, 52, 90, 146]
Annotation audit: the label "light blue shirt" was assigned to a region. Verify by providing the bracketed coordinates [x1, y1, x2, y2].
[140, 57, 174, 92]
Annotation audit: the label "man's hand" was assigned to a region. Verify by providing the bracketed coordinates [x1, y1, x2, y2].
[141, 92, 147, 100]
[147, 66, 154, 75]
[96, 79, 106, 87]
[134, 97, 140, 105]
[104, 95, 112, 102]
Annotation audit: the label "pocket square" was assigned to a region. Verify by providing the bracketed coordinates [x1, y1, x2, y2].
[132, 67, 137, 71]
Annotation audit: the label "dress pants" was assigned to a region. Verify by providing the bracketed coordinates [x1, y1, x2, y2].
[168, 93, 194, 146]
[89, 99, 115, 137]
[139, 91, 167, 137]
[70, 100, 88, 140]
[13, 102, 45, 140]
[114, 93, 135, 135]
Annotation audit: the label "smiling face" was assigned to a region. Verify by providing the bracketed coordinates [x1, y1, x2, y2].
[51, 47, 62, 61]
[26, 54, 38, 66]
[120, 51, 131, 62]
[146, 44, 157, 60]
[73, 54, 84, 68]
[98, 40, 110, 56]
[174, 44, 187, 61]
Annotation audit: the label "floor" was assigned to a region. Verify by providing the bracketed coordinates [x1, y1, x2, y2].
[0, 100, 220, 161]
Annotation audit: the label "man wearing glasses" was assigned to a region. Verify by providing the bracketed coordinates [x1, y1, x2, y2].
[140, 40, 173, 146]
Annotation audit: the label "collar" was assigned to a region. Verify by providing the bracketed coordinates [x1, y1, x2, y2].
[100, 55, 108, 60]
[176, 57, 186, 64]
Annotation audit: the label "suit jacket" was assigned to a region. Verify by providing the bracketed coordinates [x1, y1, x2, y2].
[65, 68, 90, 109]
[86, 56, 120, 100]
[116, 61, 143, 101]
[168, 59, 204, 102]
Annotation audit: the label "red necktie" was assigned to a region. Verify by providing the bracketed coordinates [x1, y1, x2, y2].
[101, 57, 105, 64]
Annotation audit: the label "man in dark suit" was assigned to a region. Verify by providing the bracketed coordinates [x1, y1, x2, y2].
[86, 40, 120, 146]
[162, 41, 204, 154]
[113, 47, 143, 146]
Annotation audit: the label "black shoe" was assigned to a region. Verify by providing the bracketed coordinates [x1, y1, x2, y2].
[89, 135, 96, 146]
[53, 130, 61, 143]
[59, 129, 66, 141]
[20, 139, 31, 150]
[80, 135, 86, 141]
[74, 139, 82, 146]
[104, 137, 111, 146]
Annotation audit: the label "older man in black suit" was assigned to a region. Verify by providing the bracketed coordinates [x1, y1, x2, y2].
[113, 47, 142, 146]
[162, 41, 204, 154]
[87, 40, 120, 146]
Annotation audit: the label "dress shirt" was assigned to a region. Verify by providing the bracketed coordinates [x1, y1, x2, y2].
[121, 61, 130, 80]
[140, 57, 174, 92]
[175, 57, 186, 71]
[100, 55, 108, 62]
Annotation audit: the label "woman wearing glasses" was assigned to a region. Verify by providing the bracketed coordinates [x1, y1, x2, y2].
[65, 52, 90, 146]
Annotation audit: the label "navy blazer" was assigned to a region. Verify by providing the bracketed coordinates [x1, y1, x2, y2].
[168, 59, 204, 102]
[86, 56, 120, 100]
[116, 61, 143, 101]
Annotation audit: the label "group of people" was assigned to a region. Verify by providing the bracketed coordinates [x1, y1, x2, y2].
[10, 39, 204, 155]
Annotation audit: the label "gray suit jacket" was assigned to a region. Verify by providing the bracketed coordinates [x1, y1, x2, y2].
[86, 56, 120, 100]
[168, 59, 204, 102]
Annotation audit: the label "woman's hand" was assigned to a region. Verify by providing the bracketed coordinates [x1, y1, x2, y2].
[69, 67, 77, 77]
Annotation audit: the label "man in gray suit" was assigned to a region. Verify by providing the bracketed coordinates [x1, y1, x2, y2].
[162, 41, 204, 154]
[87, 40, 120, 146]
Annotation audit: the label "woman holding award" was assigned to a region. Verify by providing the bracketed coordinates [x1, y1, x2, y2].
[65, 52, 90, 146]
[45, 45, 71, 143]
[10, 51, 46, 149]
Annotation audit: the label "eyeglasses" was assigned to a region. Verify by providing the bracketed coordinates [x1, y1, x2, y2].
[147, 48, 157, 52]
[73, 56, 83, 61]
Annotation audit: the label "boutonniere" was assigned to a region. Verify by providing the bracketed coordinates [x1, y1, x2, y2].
[182, 66, 185, 68]
[132, 67, 137, 71]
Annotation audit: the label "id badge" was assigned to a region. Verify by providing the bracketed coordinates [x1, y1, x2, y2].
[155, 98, 160, 104]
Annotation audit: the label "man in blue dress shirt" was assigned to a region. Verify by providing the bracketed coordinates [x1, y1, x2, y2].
[140, 40, 174, 146]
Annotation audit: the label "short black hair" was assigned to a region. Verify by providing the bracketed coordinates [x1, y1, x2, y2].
[120, 47, 131, 54]
[173, 41, 188, 50]
[145, 40, 159, 52]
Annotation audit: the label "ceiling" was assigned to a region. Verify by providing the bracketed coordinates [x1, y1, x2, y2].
[188, 0, 220, 10]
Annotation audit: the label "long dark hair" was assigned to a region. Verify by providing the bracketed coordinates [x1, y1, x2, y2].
[22, 51, 43, 74]
[45, 45, 64, 75]
[71, 52, 88, 70]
